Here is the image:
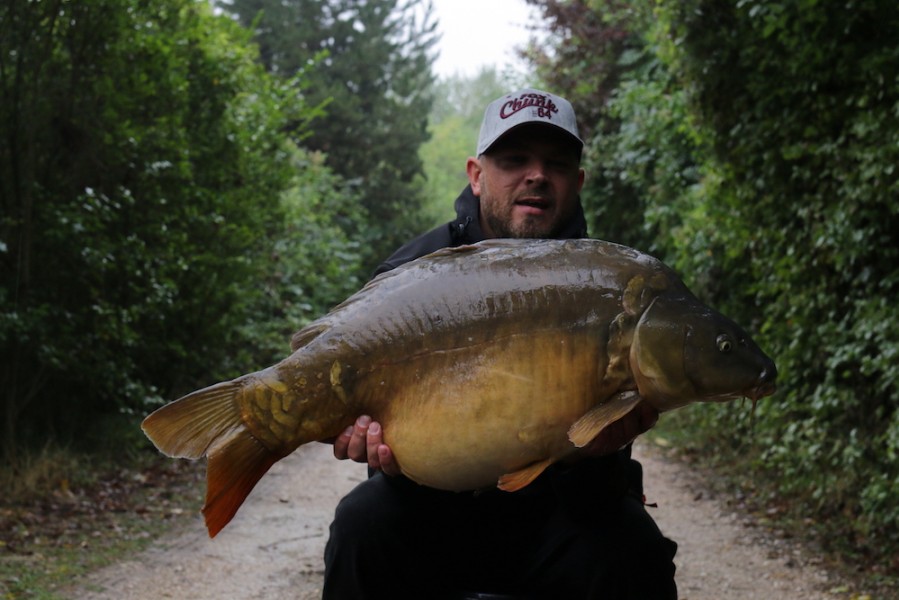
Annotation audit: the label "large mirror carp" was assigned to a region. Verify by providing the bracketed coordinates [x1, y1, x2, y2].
[142, 239, 777, 537]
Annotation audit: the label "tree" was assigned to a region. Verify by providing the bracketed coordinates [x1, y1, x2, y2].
[241, 148, 366, 366]
[524, 0, 688, 252]
[0, 0, 336, 456]
[221, 0, 440, 266]
[418, 68, 510, 226]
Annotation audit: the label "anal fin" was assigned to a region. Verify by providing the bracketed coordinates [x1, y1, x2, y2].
[568, 391, 643, 448]
[203, 429, 281, 538]
[497, 457, 553, 492]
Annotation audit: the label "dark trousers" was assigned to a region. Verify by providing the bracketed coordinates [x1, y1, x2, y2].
[323, 457, 677, 599]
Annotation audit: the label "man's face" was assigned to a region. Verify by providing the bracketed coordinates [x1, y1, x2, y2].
[467, 124, 585, 239]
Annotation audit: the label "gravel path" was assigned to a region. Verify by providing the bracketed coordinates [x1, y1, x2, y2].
[64, 441, 841, 599]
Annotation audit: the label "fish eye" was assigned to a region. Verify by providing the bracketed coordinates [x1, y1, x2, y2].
[716, 334, 733, 353]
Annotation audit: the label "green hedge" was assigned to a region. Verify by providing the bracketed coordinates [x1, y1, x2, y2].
[527, 0, 899, 573]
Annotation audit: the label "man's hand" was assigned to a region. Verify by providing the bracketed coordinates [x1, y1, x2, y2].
[332, 415, 401, 476]
[578, 402, 659, 457]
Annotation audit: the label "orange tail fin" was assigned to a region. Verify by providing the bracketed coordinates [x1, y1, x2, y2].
[141, 378, 281, 537]
[203, 428, 279, 537]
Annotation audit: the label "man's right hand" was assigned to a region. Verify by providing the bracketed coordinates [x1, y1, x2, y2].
[333, 415, 401, 476]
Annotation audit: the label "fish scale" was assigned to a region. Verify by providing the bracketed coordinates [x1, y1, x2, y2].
[142, 238, 777, 537]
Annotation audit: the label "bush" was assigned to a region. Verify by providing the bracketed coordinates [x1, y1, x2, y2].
[0, 0, 363, 456]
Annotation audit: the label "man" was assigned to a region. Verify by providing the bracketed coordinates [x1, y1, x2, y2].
[323, 89, 678, 599]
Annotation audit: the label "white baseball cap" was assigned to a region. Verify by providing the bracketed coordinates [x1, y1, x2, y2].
[476, 88, 583, 156]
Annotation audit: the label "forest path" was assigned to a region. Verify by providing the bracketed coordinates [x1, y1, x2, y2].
[65, 441, 840, 599]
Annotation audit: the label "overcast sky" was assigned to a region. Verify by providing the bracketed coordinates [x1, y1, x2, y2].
[429, 0, 540, 78]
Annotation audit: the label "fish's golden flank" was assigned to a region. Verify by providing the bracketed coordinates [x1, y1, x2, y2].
[142, 238, 777, 537]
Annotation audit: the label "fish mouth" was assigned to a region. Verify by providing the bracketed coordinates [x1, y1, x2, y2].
[702, 380, 777, 405]
[745, 380, 777, 402]
[742, 380, 776, 421]
[745, 364, 777, 402]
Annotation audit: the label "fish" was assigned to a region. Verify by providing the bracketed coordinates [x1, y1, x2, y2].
[141, 238, 777, 537]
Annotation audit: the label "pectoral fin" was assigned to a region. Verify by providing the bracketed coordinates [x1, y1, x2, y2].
[568, 391, 643, 448]
[497, 458, 553, 492]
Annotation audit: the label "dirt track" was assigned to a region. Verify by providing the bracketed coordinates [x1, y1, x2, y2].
[65, 441, 841, 599]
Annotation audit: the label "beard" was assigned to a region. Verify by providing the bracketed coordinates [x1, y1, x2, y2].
[479, 182, 570, 239]
[482, 209, 559, 239]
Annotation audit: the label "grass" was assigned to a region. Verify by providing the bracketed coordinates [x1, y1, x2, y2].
[0, 436, 204, 599]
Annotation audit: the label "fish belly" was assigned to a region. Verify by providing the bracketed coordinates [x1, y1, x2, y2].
[363, 328, 603, 491]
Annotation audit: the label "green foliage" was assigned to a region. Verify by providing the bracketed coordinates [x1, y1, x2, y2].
[418, 68, 512, 226]
[653, 0, 899, 552]
[222, 0, 440, 267]
[587, 63, 704, 255]
[0, 0, 366, 457]
[528, 0, 899, 575]
[525, 0, 685, 251]
[238, 149, 366, 367]
[0, 0, 280, 451]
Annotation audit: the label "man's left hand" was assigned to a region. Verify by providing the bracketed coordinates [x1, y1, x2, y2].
[332, 415, 401, 476]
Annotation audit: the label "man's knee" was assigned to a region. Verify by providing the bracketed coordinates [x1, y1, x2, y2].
[534, 495, 677, 598]
[592, 498, 678, 598]
[324, 475, 409, 598]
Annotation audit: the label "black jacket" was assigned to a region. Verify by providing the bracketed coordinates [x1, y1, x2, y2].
[375, 185, 588, 276]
